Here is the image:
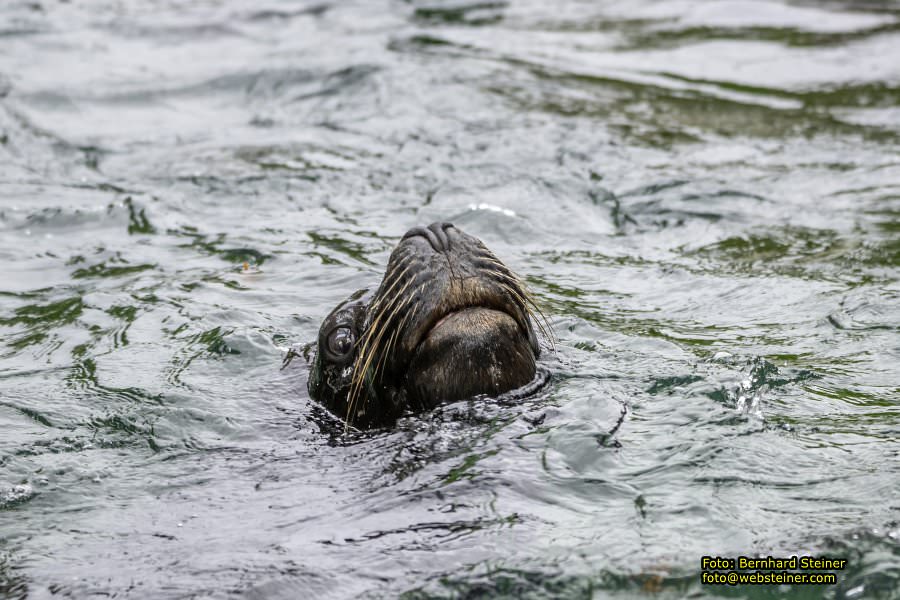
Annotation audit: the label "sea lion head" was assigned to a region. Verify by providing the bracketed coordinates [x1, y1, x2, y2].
[308, 222, 543, 429]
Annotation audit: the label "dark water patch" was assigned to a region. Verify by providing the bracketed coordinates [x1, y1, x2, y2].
[402, 566, 597, 599]
[171, 225, 273, 266]
[0, 553, 28, 600]
[233, 144, 359, 179]
[542, 289, 738, 351]
[642, 356, 822, 430]
[587, 186, 635, 232]
[864, 205, 900, 235]
[402, 555, 898, 600]
[165, 326, 241, 391]
[819, 528, 900, 600]
[523, 16, 660, 35]
[534, 250, 651, 270]
[661, 73, 900, 112]
[795, 410, 900, 439]
[388, 33, 468, 53]
[289, 64, 382, 104]
[70, 261, 155, 280]
[191, 326, 241, 357]
[619, 22, 900, 51]
[124, 196, 156, 235]
[485, 73, 707, 148]
[693, 230, 824, 263]
[243, 4, 331, 22]
[67, 356, 165, 406]
[209, 274, 251, 291]
[0, 296, 83, 353]
[682, 226, 898, 284]
[307, 231, 381, 266]
[102, 303, 141, 348]
[608, 186, 768, 234]
[0, 25, 45, 38]
[803, 383, 897, 407]
[85, 411, 159, 452]
[411, 1, 507, 26]
[491, 63, 900, 143]
[0, 401, 54, 428]
[647, 374, 704, 395]
[402, 565, 707, 599]
[13, 434, 132, 458]
[339, 513, 518, 545]
[828, 289, 900, 331]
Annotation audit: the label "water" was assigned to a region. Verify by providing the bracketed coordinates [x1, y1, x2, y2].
[1, 0, 899, 598]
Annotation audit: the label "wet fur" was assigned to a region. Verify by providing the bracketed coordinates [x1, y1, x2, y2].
[309, 223, 549, 429]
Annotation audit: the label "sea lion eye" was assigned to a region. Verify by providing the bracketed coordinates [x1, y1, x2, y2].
[327, 327, 355, 358]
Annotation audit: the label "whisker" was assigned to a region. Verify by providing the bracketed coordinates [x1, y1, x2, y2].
[354, 272, 415, 368]
[375, 308, 413, 384]
[475, 252, 556, 348]
[369, 290, 417, 383]
[497, 278, 556, 349]
[368, 262, 413, 315]
[479, 256, 517, 279]
[346, 279, 416, 425]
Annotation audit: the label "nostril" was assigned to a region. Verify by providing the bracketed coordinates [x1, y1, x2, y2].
[427, 222, 453, 252]
[402, 226, 427, 241]
[402, 222, 454, 253]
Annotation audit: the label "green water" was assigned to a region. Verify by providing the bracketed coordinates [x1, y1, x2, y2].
[1, 0, 898, 598]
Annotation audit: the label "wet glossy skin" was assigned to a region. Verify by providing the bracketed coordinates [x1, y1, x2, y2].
[309, 223, 539, 428]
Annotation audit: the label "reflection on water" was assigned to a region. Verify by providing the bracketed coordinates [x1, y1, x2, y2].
[1, 0, 898, 598]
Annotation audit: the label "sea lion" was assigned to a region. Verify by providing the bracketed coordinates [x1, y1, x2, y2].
[308, 222, 546, 429]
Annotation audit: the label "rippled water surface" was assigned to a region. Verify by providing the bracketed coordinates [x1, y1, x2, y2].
[2, 0, 899, 598]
